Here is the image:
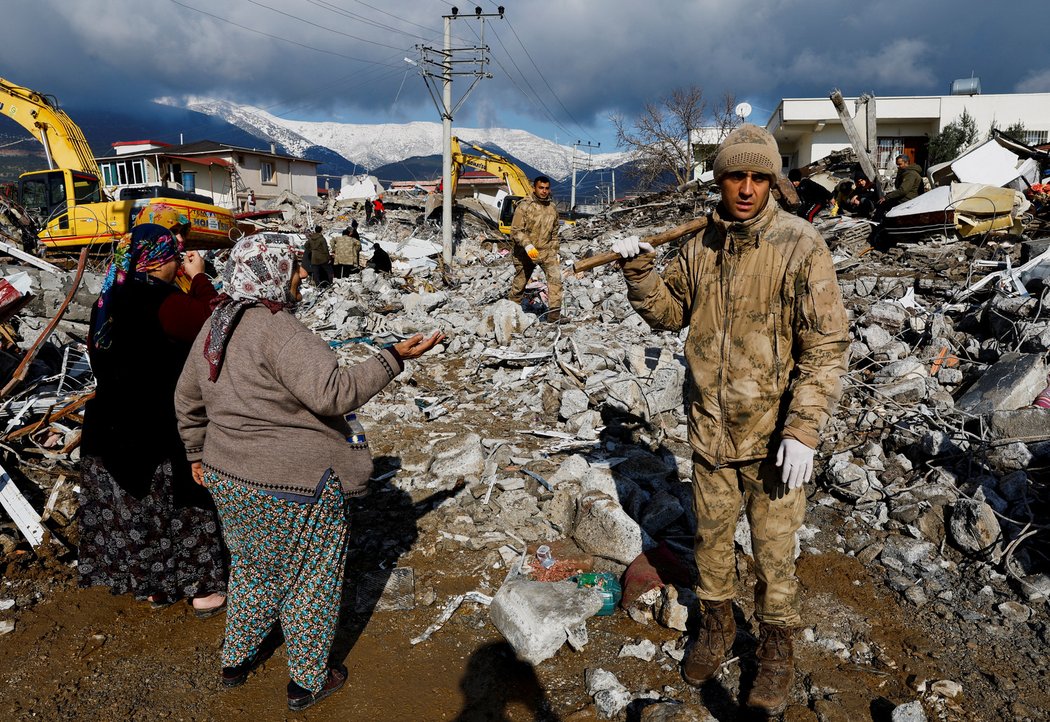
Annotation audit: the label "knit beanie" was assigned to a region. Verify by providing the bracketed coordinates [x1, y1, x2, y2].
[712, 124, 782, 181]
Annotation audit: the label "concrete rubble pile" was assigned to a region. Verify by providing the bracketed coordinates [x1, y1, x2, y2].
[0, 176, 1048, 719]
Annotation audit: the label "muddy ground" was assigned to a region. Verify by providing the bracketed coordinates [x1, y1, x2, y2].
[2, 390, 1047, 722]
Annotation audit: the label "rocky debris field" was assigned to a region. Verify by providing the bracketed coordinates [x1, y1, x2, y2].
[0, 189, 1048, 722]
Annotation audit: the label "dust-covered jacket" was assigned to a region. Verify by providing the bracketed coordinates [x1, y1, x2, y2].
[622, 199, 849, 465]
[175, 307, 402, 498]
[510, 192, 559, 255]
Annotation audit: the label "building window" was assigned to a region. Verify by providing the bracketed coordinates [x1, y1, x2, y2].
[876, 139, 905, 170]
[261, 161, 275, 184]
[99, 159, 146, 185]
[181, 172, 196, 192]
[1023, 130, 1049, 146]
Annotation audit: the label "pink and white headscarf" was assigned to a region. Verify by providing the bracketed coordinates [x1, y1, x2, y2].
[203, 237, 298, 381]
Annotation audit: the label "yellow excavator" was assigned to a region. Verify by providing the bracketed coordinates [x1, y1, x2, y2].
[0, 75, 238, 253]
[424, 136, 534, 235]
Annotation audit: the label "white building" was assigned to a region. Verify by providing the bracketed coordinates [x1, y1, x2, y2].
[764, 91, 1050, 172]
[96, 139, 321, 210]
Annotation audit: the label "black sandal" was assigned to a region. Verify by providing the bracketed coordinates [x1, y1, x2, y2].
[221, 633, 281, 689]
[287, 664, 348, 711]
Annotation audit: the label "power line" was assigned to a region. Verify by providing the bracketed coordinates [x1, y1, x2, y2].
[502, 14, 593, 142]
[167, 0, 404, 66]
[242, 0, 405, 50]
[306, 0, 439, 43]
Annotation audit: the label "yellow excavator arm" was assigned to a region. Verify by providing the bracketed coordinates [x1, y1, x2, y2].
[0, 76, 102, 177]
[450, 136, 533, 198]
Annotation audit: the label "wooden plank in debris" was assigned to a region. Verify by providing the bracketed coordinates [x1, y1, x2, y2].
[0, 246, 89, 399]
[0, 239, 65, 276]
[0, 463, 46, 548]
[4, 391, 95, 442]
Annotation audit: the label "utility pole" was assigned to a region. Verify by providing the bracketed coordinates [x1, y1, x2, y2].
[417, 6, 504, 266]
[570, 140, 600, 218]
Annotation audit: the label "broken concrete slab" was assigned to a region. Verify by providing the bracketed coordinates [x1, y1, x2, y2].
[956, 353, 1047, 415]
[584, 667, 633, 719]
[949, 492, 1002, 559]
[489, 578, 604, 665]
[573, 491, 654, 566]
[426, 433, 485, 487]
[989, 408, 1050, 441]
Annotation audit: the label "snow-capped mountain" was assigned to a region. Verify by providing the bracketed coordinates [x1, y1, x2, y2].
[156, 97, 628, 180]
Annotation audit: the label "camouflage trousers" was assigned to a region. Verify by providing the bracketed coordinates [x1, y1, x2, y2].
[508, 242, 562, 311]
[691, 453, 805, 626]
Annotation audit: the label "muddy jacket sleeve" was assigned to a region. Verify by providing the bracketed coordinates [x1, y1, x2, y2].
[782, 246, 850, 448]
[621, 239, 696, 332]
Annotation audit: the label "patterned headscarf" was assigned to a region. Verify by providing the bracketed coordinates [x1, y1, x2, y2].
[90, 223, 180, 351]
[203, 237, 298, 381]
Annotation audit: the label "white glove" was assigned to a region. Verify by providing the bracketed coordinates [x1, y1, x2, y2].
[611, 235, 655, 258]
[776, 438, 815, 489]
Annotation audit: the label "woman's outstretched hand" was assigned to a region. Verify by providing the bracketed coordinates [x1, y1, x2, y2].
[393, 331, 446, 360]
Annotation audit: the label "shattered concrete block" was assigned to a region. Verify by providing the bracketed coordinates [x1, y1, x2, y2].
[489, 579, 604, 665]
[876, 357, 927, 381]
[543, 484, 581, 533]
[987, 441, 1033, 472]
[401, 290, 448, 315]
[657, 585, 689, 632]
[825, 455, 874, 501]
[956, 353, 1047, 415]
[988, 408, 1050, 441]
[890, 701, 927, 722]
[862, 302, 908, 330]
[585, 668, 633, 719]
[948, 492, 1002, 559]
[861, 324, 893, 350]
[566, 622, 589, 651]
[559, 388, 590, 419]
[573, 491, 653, 565]
[997, 601, 1032, 624]
[937, 367, 964, 385]
[639, 490, 684, 536]
[618, 638, 657, 661]
[427, 433, 485, 487]
[879, 537, 935, 567]
[477, 299, 536, 346]
[919, 430, 962, 457]
[1017, 573, 1050, 602]
[551, 455, 590, 485]
[875, 376, 927, 404]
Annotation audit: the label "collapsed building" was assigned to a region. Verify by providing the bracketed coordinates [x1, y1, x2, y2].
[0, 137, 1048, 721]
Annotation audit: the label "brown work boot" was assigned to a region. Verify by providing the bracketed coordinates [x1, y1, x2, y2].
[748, 623, 795, 716]
[682, 599, 736, 686]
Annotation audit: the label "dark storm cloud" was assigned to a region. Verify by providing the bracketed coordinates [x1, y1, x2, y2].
[4, 0, 1048, 141]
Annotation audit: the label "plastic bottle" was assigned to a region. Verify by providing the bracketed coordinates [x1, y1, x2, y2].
[535, 545, 555, 569]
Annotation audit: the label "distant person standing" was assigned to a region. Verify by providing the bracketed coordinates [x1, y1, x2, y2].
[332, 222, 361, 278]
[371, 197, 385, 224]
[509, 176, 563, 322]
[364, 197, 373, 225]
[305, 225, 333, 286]
[246, 189, 256, 214]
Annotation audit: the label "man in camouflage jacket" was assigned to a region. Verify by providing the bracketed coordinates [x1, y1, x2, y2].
[613, 124, 849, 715]
[509, 176, 563, 322]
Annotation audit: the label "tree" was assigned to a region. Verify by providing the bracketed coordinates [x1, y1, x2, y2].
[612, 86, 738, 190]
[928, 108, 979, 164]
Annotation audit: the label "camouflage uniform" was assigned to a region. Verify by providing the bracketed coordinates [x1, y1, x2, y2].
[622, 198, 849, 625]
[509, 193, 561, 310]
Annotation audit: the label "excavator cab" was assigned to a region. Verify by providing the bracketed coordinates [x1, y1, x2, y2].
[497, 194, 522, 235]
[18, 169, 128, 248]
